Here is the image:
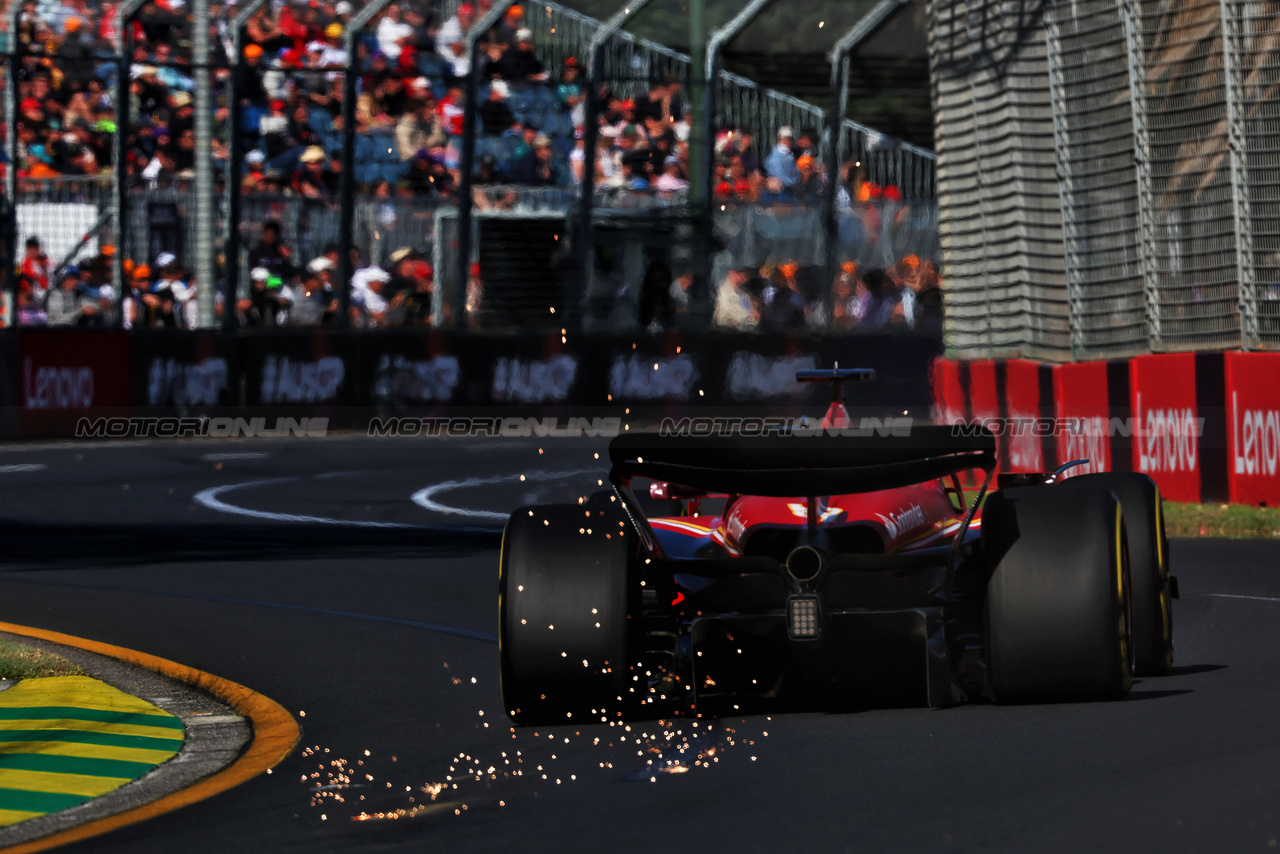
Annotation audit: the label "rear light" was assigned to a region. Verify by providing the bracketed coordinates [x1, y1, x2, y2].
[787, 596, 820, 639]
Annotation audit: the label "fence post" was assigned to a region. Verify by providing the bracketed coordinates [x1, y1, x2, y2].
[221, 0, 268, 335]
[114, 0, 147, 328]
[5, 11, 20, 323]
[1219, 0, 1258, 351]
[1118, 0, 1161, 351]
[337, 0, 395, 329]
[1044, 4, 1083, 360]
[457, 0, 518, 331]
[703, 0, 775, 326]
[579, 0, 655, 320]
[192, 0, 216, 327]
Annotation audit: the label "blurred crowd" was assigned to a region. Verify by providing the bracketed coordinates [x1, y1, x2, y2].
[13, 220, 466, 327]
[5, 0, 942, 333]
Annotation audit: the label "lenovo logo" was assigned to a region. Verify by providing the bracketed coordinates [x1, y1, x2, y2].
[23, 359, 95, 409]
[1232, 392, 1280, 476]
[1135, 394, 1201, 474]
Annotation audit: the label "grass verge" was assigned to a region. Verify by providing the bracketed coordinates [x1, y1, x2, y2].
[1163, 501, 1280, 539]
[0, 639, 85, 679]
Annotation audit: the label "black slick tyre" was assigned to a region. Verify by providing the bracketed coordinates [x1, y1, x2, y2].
[983, 486, 1133, 703]
[499, 503, 638, 725]
[1060, 472, 1173, 675]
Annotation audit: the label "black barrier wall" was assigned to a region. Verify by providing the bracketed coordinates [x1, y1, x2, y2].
[0, 329, 945, 439]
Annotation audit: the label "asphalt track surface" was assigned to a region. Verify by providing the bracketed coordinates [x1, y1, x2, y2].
[0, 436, 1277, 853]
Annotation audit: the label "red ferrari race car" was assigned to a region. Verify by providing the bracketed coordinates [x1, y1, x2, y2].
[499, 368, 1177, 724]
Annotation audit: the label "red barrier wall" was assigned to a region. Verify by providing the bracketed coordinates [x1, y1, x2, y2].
[1003, 359, 1046, 472]
[1129, 354, 1200, 503]
[1225, 352, 1280, 506]
[1053, 361, 1111, 476]
[929, 358, 964, 426]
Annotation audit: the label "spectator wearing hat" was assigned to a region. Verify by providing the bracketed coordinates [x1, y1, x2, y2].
[400, 259, 439, 326]
[496, 28, 547, 82]
[654, 155, 688, 194]
[122, 263, 155, 329]
[493, 4, 526, 47]
[479, 80, 516, 136]
[793, 154, 825, 203]
[239, 267, 292, 327]
[437, 2, 475, 78]
[292, 145, 336, 198]
[56, 16, 95, 87]
[765, 126, 800, 189]
[46, 266, 96, 327]
[350, 265, 391, 326]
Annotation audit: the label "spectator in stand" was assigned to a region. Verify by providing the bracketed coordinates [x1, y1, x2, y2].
[351, 265, 391, 326]
[654, 155, 688, 194]
[376, 4, 415, 60]
[713, 268, 759, 330]
[17, 286, 48, 327]
[46, 267, 96, 326]
[465, 262, 483, 327]
[495, 28, 548, 83]
[715, 154, 758, 202]
[437, 2, 475, 78]
[479, 80, 515, 136]
[397, 96, 441, 160]
[248, 220, 294, 280]
[292, 145, 338, 198]
[493, 4, 525, 47]
[764, 126, 800, 189]
[793, 154, 825, 203]
[21, 237, 51, 299]
[122, 263, 155, 329]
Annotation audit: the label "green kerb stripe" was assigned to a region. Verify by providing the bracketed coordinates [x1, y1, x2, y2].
[0, 707, 183, 730]
[0, 788, 92, 814]
[0, 752, 156, 779]
[0, 729, 183, 752]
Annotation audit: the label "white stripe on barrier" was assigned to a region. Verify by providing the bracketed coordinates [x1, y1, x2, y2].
[1206, 593, 1280, 604]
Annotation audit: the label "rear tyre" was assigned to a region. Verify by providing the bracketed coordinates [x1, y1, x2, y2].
[1060, 472, 1173, 675]
[983, 486, 1132, 703]
[499, 503, 639, 725]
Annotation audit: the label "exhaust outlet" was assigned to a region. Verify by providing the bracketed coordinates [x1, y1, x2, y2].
[785, 546, 827, 581]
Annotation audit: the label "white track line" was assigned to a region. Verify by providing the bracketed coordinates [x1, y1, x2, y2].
[195, 478, 421, 528]
[411, 468, 602, 521]
[201, 452, 271, 462]
[1206, 593, 1280, 604]
[0, 464, 47, 473]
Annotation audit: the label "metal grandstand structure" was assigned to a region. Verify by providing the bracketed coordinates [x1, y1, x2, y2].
[933, 0, 1280, 360]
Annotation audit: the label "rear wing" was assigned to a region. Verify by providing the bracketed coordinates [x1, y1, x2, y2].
[609, 426, 996, 497]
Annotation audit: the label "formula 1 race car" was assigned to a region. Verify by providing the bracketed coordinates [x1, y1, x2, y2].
[499, 368, 1177, 723]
